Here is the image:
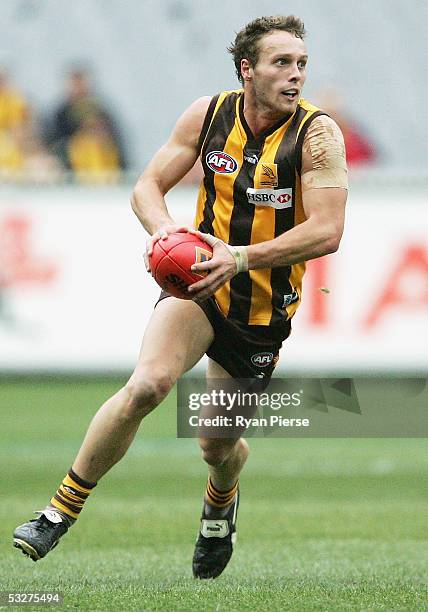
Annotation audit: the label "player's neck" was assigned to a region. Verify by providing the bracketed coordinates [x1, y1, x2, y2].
[242, 95, 287, 140]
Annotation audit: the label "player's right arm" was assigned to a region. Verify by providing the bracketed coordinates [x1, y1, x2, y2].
[130, 96, 211, 269]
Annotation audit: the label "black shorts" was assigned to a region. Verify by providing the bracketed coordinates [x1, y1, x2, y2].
[157, 292, 291, 381]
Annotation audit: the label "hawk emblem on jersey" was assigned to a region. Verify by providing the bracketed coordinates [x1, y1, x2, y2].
[257, 163, 278, 188]
[193, 246, 213, 277]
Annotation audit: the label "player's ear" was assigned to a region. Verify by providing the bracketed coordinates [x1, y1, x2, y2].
[241, 59, 253, 82]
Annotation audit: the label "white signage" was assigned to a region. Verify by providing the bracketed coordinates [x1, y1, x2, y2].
[0, 186, 427, 372]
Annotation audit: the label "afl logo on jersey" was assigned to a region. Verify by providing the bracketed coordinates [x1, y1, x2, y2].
[206, 151, 238, 174]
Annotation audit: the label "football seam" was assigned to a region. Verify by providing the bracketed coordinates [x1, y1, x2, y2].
[161, 254, 200, 289]
[167, 242, 212, 266]
[151, 234, 209, 277]
[150, 240, 169, 278]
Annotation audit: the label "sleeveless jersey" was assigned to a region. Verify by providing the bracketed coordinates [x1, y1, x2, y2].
[195, 90, 325, 327]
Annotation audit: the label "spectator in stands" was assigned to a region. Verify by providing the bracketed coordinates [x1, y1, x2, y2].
[16, 120, 64, 184]
[48, 67, 127, 181]
[68, 113, 121, 184]
[0, 67, 29, 180]
[0, 67, 28, 132]
[316, 89, 376, 167]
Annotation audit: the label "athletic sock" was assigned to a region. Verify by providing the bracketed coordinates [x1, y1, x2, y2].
[205, 476, 238, 509]
[49, 468, 97, 525]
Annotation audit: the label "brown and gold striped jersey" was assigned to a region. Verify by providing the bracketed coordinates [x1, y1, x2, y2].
[195, 89, 326, 327]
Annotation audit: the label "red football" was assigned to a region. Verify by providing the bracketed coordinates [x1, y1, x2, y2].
[149, 232, 213, 299]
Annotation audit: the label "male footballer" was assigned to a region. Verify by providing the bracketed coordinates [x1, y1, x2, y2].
[13, 15, 347, 579]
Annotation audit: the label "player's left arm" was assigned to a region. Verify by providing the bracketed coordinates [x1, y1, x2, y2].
[245, 114, 348, 269]
[189, 115, 348, 298]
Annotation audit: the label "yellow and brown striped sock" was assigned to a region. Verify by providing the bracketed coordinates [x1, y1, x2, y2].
[49, 468, 96, 524]
[205, 476, 238, 508]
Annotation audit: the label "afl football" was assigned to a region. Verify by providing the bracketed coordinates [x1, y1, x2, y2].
[149, 232, 213, 299]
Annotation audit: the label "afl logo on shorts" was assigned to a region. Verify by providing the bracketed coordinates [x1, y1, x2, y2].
[251, 352, 274, 367]
[206, 151, 238, 174]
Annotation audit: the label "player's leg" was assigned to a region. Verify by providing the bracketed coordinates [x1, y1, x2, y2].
[71, 297, 214, 483]
[200, 358, 249, 503]
[13, 297, 214, 561]
[193, 358, 249, 579]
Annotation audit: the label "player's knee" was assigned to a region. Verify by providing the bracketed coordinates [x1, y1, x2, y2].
[123, 369, 174, 417]
[199, 439, 233, 467]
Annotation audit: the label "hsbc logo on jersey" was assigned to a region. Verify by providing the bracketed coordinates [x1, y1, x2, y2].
[206, 151, 238, 174]
[246, 187, 293, 209]
[251, 352, 274, 367]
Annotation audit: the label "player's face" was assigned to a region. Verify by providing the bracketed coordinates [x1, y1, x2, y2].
[248, 30, 307, 117]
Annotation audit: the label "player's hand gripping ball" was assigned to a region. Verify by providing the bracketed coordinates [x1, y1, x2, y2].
[149, 232, 213, 299]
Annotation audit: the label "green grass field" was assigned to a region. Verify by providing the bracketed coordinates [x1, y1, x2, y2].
[1, 378, 427, 611]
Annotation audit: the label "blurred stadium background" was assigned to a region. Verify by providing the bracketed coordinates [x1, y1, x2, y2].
[1, 1, 427, 610]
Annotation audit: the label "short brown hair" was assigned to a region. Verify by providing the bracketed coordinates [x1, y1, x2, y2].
[228, 15, 306, 83]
